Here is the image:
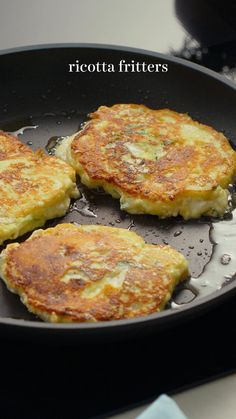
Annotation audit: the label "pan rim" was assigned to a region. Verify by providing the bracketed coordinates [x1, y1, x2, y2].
[0, 42, 236, 92]
[0, 42, 236, 331]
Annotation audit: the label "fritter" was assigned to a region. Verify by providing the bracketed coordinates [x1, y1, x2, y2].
[0, 131, 79, 244]
[55, 104, 236, 219]
[0, 223, 189, 322]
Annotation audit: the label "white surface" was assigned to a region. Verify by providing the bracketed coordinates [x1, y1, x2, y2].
[110, 374, 236, 419]
[0, 0, 185, 53]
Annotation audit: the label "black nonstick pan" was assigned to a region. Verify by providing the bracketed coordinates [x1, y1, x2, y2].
[0, 43, 236, 342]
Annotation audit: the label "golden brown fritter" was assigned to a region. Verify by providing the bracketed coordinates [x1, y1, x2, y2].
[55, 104, 236, 219]
[0, 131, 79, 244]
[0, 223, 189, 322]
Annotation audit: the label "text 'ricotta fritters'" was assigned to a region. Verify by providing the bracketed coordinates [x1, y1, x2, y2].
[0, 223, 189, 322]
[0, 131, 79, 244]
[55, 104, 236, 220]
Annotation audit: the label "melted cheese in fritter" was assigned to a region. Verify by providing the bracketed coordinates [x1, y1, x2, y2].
[0, 223, 189, 322]
[55, 105, 236, 220]
[0, 131, 79, 244]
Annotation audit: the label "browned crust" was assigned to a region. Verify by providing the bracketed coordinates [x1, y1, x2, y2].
[0, 130, 33, 161]
[1, 224, 189, 322]
[0, 131, 77, 217]
[70, 104, 236, 202]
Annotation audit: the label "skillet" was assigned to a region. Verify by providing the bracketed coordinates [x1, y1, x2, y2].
[0, 43, 236, 342]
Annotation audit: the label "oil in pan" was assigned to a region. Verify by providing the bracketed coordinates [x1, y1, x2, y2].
[4, 113, 236, 316]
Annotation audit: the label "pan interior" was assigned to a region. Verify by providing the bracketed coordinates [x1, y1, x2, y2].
[0, 46, 236, 323]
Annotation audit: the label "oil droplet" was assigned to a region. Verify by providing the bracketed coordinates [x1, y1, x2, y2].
[80, 121, 87, 129]
[200, 239, 204, 243]
[115, 219, 121, 223]
[174, 230, 182, 237]
[197, 251, 202, 256]
[162, 239, 168, 245]
[26, 141, 33, 146]
[220, 254, 231, 265]
[189, 245, 194, 249]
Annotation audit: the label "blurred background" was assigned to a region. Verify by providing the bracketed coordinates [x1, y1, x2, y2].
[1, 0, 236, 81]
[0, 0, 184, 52]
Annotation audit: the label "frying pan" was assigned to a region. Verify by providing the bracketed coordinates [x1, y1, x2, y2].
[0, 43, 236, 343]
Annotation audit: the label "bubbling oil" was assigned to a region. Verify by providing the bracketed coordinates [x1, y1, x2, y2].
[190, 207, 236, 296]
